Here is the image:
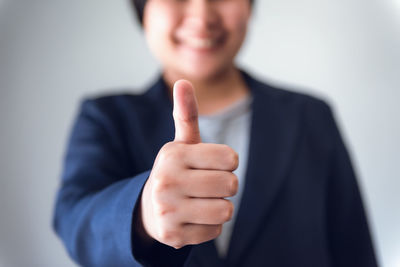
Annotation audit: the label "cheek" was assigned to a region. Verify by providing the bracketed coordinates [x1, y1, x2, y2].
[222, 4, 250, 37]
[143, 3, 179, 46]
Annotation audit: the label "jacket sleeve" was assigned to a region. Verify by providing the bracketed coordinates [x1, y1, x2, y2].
[53, 99, 191, 266]
[323, 104, 379, 267]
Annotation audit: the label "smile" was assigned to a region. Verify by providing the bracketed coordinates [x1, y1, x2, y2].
[185, 36, 217, 49]
[179, 35, 224, 51]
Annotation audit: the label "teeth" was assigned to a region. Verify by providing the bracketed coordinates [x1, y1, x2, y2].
[185, 37, 217, 49]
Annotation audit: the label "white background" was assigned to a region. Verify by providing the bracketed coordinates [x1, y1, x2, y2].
[0, 0, 399, 266]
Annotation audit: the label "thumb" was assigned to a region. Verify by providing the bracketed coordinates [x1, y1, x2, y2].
[173, 80, 201, 144]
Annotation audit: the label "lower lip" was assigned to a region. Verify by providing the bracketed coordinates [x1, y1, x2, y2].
[178, 39, 224, 55]
[180, 46, 220, 59]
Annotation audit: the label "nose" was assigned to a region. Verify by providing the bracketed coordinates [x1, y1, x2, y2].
[184, 0, 219, 31]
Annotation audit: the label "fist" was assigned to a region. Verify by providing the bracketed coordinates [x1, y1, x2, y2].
[139, 80, 239, 249]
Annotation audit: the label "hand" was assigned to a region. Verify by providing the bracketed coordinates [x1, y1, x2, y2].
[139, 80, 239, 249]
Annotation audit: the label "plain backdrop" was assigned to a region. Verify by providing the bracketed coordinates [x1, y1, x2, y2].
[0, 0, 399, 266]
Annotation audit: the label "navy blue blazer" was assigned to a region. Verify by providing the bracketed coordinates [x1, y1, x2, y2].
[53, 72, 378, 267]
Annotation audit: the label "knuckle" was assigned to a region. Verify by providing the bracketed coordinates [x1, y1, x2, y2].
[152, 174, 178, 196]
[153, 201, 175, 217]
[161, 141, 174, 151]
[158, 228, 174, 242]
[158, 143, 171, 159]
[159, 229, 184, 248]
[153, 177, 173, 193]
[152, 180, 166, 196]
[158, 142, 182, 164]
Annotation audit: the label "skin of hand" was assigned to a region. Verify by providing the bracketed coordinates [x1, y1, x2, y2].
[138, 80, 239, 249]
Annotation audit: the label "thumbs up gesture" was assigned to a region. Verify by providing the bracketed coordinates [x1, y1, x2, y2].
[139, 80, 239, 249]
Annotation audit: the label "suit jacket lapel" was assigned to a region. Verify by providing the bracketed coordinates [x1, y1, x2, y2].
[226, 74, 303, 265]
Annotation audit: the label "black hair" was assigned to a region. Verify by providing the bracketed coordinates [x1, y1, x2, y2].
[131, 0, 147, 25]
[130, 0, 254, 26]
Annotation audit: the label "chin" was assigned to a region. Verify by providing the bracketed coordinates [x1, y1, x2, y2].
[182, 70, 217, 82]
[177, 61, 231, 82]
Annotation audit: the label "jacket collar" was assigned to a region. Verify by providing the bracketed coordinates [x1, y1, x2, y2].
[225, 72, 303, 265]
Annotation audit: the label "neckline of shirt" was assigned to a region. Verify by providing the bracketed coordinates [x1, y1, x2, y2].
[199, 94, 253, 123]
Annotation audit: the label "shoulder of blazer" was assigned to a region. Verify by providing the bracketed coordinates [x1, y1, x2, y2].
[243, 70, 337, 148]
[76, 76, 172, 126]
[83, 76, 168, 108]
[243, 71, 331, 114]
